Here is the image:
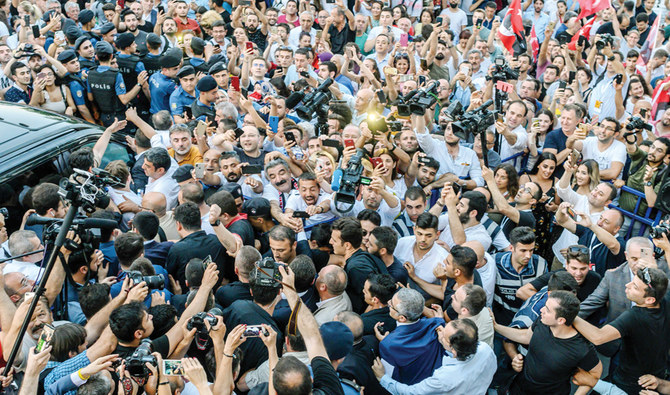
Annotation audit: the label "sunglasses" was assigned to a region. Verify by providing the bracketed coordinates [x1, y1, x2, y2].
[567, 245, 589, 255]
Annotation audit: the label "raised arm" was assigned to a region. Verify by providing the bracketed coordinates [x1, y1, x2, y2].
[481, 164, 520, 223]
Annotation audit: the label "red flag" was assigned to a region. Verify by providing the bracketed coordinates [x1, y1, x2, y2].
[635, 16, 661, 75]
[577, 0, 611, 19]
[652, 76, 670, 120]
[529, 25, 539, 61]
[497, 0, 524, 53]
[567, 16, 595, 51]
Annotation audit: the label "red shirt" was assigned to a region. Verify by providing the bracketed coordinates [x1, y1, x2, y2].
[175, 17, 201, 36]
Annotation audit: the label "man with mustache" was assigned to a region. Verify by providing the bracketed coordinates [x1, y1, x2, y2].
[285, 173, 335, 233]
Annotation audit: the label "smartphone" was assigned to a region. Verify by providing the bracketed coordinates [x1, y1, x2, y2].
[292, 211, 310, 218]
[239, 0, 251, 5]
[545, 196, 554, 205]
[568, 71, 576, 84]
[531, 118, 540, 128]
[203, 255, 213, 268]
[400, 33, 408, 47]
[184, 106, 193, 119]
[641, 108, 649, 118]
[384, 67, 397, 76]
[370, 157, 383, 168]
[269, 116, 279, 134]
[476, 20, 483, 29]
[344, 139, 355, 149]
[23, 15, 29, 25]
[577, 123, 588, 137]
[566, 207, 577, 220]
[614, 73, 623, 84]
[270, 26, 278, 35]
[418, 75, 426, 86]
[36, 324, 55, 352]
[285, 131, 296, 143]
[31, 24, 40, 38]
[450, 182, 461, 195]
[243, 325, 268, 337]
[55, 31, 65, 42]
[376, 90, 386, 105]
[437, 17, 443, 24]
[558, 80, 567, 90]
[157, 4, 165, 13]
[570, 149, 581, 165]
[496, 113, 504, 123]
[245, 41, 254, 51]
[231, 36, 238, 47]
[641, 247, 653, 261]
[420, 58, 428, 70]
[36, 72, 46, 80]
[578, 35, 587, 47]
[195, 120, 207, 137]
[234, 128, 245, 138]
[230, 76, 240, 91]
[322, 139, 341, 148]
[242, 165, 262, 174]
[194, 162, 205, 179]
[163, 360, 184, 376]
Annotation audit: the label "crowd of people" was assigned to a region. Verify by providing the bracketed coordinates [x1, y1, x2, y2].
[1, 0, 670, 393]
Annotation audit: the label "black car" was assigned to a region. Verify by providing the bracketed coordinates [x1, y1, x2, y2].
[0, 103, 134, 230]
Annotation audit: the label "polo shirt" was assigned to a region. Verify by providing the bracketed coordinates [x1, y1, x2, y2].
[575, 224, 626, 276]
[168, 146, 203, 166]
[394, 236, 449, 285]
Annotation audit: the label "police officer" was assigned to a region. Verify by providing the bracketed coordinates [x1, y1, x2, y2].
[186, 37, 210, 74]
[78, 10, 99, 46]
[58, 49, 95, 123]
[116, 32, 151, 121]
[142, 33, 164, 77]
[100, 22, 116, 45]
[170, 65, 198, 124]
[74, 37, 97, 72]
[209, 62, 228, 89]
[87, 41, 148, 126]
[149, 49, 181, 114]
[191, 75, 218, 123]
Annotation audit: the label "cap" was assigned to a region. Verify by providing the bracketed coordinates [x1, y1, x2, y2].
[161, 53, 182, 68]
[64, 25, 80, 42]
[319, 322, 353, 361]
[242, 198, 271, 217]
[147, 33, 162, 47]
[57, 49, 77, 63]
[176, 65, 195, 78]
[115, 32, 135, 49]
[100, 22, 116, 35]
[190, 37, 205, 53]
[172, 164, 195, 183]
[78, 9, 94, 25]
[196, 75, 217, 92]
[95, 40, 114, 55]
[74, 36, 90, 51]
[207, 61, 225, 75]
[221, 183, 242, 199]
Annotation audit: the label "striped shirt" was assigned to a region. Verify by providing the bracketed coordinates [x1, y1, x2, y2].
[493, 251, 548, 326]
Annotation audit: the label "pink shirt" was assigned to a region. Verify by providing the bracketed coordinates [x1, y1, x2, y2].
[277, 14, 299, 27]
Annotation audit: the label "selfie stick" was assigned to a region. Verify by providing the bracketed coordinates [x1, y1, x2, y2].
[2, 204, 78, 377]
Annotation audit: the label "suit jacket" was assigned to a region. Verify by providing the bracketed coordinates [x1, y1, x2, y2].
[579, 259, 670, 323]
[144, 240, 173, 267]
[131, 152, 149, 193]
[313, 293, 352, 325]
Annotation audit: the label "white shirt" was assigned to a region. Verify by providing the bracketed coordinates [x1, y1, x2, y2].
[288, 26, 317, 49]
[367, 25, 404, 44]
[394, 236, 449, 284]
[476, 252, 497, 307]
[216, 174, 264, 199]
[497, 124, 529, 171]
[581, 137, 627, 179]
[437, 215, 492, 251]
[107, 188, 142, 226]
[330, 188, 401, 227]
[553, 185, 603, 264]
[440, 8, 468, 43]
[4, 261, 43, 282]
[146, 165, 180, 210]
[415, 131, 484, 185]
[286, 190, 336, 229]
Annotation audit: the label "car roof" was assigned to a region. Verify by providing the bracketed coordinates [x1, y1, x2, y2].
[0, 103, 109, 182]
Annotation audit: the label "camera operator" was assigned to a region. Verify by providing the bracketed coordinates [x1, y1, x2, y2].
[26, 183, 68, 241]
[111, 232, 169, 298]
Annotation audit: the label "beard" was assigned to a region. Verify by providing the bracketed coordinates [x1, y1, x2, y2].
[226, 172, 242, 183]
[435, 53, 445, 61]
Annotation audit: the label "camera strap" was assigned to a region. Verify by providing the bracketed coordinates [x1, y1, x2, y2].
[288, 297, 302, 336]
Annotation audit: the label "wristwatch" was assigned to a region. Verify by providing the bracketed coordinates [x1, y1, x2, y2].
[646, 181, 653, 187]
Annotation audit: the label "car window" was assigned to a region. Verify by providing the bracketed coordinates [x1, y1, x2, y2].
[83, 141, 133, 169]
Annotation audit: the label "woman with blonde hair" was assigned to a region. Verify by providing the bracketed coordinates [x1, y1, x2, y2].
[571, 159, 600, 197]
[311, 150, 336, 193]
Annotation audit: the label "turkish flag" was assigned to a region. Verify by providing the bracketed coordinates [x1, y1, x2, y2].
[530, 25, 539, 62]
[497, 0, 524, 54]
[635, 15, 661, 75]
[567, 16, 595, 51]
[577, 0, 612, 19]
[651, 75, 670, 120]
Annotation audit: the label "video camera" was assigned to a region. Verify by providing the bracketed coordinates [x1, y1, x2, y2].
[595, 34, 614, 50]
[127, 271, 165, 290]
[33, 215, 117, 254]
[487, 56, 519, 82]
[451, 99, 496, 141]
[251, 257, 284, 288]
[60, 168, 120, 213]
[126, 339, 157, 379]
[625, 116, 653, 133]
[650, 223, 670, 239]
[366, 112, 402, 134]
[334, 149, 372, 212]
[187, 307, 223, 349]
[295, 78, 334, 122]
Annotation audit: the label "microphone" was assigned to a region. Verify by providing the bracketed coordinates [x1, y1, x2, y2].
[25, 215, 118, 229]
[285, 91, 305, 109]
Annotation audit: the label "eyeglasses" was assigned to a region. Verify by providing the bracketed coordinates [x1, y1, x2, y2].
[640, 267, 653, 288]
[567, 245, 589, 255]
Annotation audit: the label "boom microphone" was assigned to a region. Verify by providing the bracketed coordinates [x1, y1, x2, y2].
[285, 91, 305, 109]
[25, 215, 118, 229]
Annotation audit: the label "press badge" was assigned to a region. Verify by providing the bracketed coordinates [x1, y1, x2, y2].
[594, 100, 602, 114]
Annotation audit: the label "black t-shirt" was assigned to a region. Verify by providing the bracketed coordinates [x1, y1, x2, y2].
[529, 269, 601, 301]
[516, 319, 599, 394]
[387, 257, 409, 285]
[215, 281, 252, 308]
[234, 146, 266, 167]
[114, 334, 171, 359]
[223, 299, 283, 374]
[345, 250, 389, 314]
[360, 306, 396, 336]
[609, 301, 670, 385]
[445, 272, 483, 319]
[500, 208, 535, 238]
[312, 356, 346, 395]
[228, 217, 255, 247]
[166, 230, 231, 289]
[575, 225, 626, 276]
[328, 24, 355, 55]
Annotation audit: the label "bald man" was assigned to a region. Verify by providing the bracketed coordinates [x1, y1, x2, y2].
[313, 265, 352, 325]
[463, 240, 496, 307]
[141, 192, 180, 241]
[353, 88, 374, 125]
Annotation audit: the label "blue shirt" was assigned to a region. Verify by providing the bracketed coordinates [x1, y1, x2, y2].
[511, 287, 548, 330]
[169, 86, 197, 116]
[149, 72, 177, 113]
[4, 85, 30, 103]
[66, 75, 87, 106]
[86, 66, 126, 95]
[44, 350, 91, 395]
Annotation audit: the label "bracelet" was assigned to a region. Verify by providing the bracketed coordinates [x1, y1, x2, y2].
[223, 352, 235, 358]
[78, 370, 90, 380]
[159, 382, 170, 386]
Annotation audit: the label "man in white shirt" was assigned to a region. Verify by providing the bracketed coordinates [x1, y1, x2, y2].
[451, 283, 494, 349]
[440, 0, 468, 42]
[431, 188, 492, 251]
[142, 147, 180, 210]
[216, 151, 264, 199]
[288, 11, 317, 49]
[394, 212, 449, 289]
[364, 8, 403, 52]
[573, 117, 626, 180]
[330, 176, 401, 227]
[494, 100, 529, 170]
[286, 173, 336, 231]
[3, 230, 44, 282]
